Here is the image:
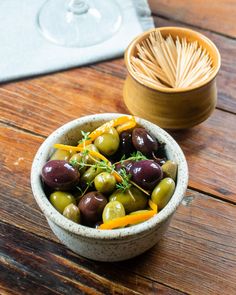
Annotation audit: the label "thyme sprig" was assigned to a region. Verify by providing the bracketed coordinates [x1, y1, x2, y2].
[78, 131, 91, 145]
[116, 168, 132, 192]
[94, 160, 115, 174]
[130, 151, 148, 161]
[114, 151, 147, 166]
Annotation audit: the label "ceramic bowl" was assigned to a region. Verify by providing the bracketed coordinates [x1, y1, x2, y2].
[124, 27, 221, 129]
[31, 113, 188, 261]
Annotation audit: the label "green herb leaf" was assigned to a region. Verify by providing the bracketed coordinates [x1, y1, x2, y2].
[130, 151, 147, 161]
[78, 130, 91, 145]
[70, 159, 79, 167]
[115, 168, 132, 192]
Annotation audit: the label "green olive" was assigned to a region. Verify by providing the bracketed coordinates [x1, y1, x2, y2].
[49, 191, 76, 213]
[94, 172, 116, 194]
[69, 153, 87, 174]
[63, 203, 80, 223]
[102, 201, 125, 224]
[50, 149, 71, 161]
[94, 128, 120, 156]
[80, 166, 103, 184]
[162, 160, 177, 180]
[151, 178, 175, 210]
[109, 186, 147, 214]
[107, 127, 120, 141]
[86, 144, 100, 164]
[69, 144, 100, 171]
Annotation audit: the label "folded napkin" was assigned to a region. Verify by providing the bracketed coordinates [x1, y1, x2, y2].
[0, 0, 154, 83]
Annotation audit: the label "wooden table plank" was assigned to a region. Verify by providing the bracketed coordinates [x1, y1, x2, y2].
[0, 220, 185, 295]
[0, 125, 235, 294]
[170, 108, 236, 203]
[0, 69, 127, 136]
[148, 0, 236, 38]
[0, 221, 138, 295]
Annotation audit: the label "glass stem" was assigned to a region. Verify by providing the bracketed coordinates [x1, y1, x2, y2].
[67, 0, 89, 15]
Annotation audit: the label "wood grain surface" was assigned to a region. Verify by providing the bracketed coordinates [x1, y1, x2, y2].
[1, 1, 236, 294]
[149, 0, 236, 38]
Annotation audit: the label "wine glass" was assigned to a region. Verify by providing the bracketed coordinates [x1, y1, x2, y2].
[37, 0, 122, 47]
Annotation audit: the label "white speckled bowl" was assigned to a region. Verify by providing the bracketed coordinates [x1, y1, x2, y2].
[31, 113, 188, 262]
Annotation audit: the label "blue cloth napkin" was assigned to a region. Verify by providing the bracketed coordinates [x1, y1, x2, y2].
[0, 0, 154, 82]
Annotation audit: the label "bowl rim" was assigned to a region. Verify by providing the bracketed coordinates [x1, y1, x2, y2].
[125, 26, 221, 94]
[31, 113, 188, 240]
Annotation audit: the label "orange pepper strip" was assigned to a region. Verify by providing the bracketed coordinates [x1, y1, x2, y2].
[116, 118, 136, 134]
[53, 144, 83, 152]
[77, 116, 135, 147]
[78, 139, 93, 146]
[54, 144, 109, 162]
[148, 199, 158, 214]
[98, 210, 156, 230]
[112, 171, 123, 183]
[84, 149, 109, 163]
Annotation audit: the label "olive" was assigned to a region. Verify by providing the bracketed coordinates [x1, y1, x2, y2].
[115, 160, 134, 175]
[69, 144, 100, 172]
[42, 160, 80, 190]
[50, 191, 76, 213]
[69, 153, 87, 175]
[162, 160, 177, 180]
[151, 177, 175, 209]
[78, 191, 107, 225]
[132, 128, 158, 156]
[107, 127, 120, 140]
[94, 172, 116, 194]
[130, 160, 163, 191]
[80, 166, 103, 185]
[63, 203, 80, 223]
[109, 186, 147, 213]
[94, 128, 120, 156]
[118, 131, 135, 158]
[50, 149, 71, 161]
[102, 201, 125, 224]
[86, 144, 100, 164]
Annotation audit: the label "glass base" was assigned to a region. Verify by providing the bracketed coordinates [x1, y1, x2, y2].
[37, 0, 122, 47]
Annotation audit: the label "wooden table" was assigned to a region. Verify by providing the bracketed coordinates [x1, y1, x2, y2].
[1, 1, 236, 294]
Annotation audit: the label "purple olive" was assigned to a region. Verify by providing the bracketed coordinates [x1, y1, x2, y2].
[130, 160, 163, 191]
[115, 160, 134, 174]
[41, 160, 80, 190]
[132, 128, 158, 156]
[78, 191, 107, 226]
[118, 131, 135, 157]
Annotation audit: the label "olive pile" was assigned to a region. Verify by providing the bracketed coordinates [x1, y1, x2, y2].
[41, 122, 177, 229]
